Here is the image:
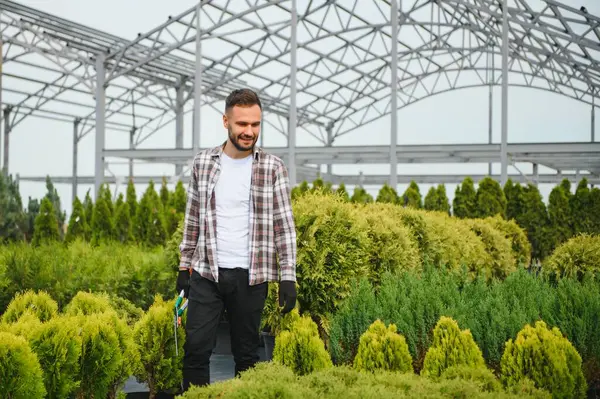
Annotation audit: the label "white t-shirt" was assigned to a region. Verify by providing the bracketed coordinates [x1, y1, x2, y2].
[214, 152, 253, 269]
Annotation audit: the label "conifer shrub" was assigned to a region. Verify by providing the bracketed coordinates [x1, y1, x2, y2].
[542, 233, 600, 280]
[63, 290, 113, 316]
[328, 277, 379, 365]
[353, 319, 413, 373]
[27, 315, 82, 399]
[273, 310, 333, 375]
[358, 203, 421, 284]
[31, 197, 61, 246]
[133, 295, 185, 399]
[421, 316, 486, 378]
[65, 196, 89, 244]
[180, 361, 551, 399]
[292, 192, 372, 327]
[465, 218, 516, 279]
[0, 311, 42, 340]
[500, 320, 587, 398]
[1, 289, 58, 323]
[440, 365, 502, 392]
[0, 331, 46, 398]
[75, 312, 123, 399]
[483, 215, 532, 268]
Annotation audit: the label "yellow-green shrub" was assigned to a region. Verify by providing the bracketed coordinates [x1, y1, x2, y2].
[273, 311, 332, 375]
[421, 316, 486, 378]
[500, 320, 587, 398]
[293, 193, 372, 324]
[357, 203, 421, 284]
[465, 219, 516, 279]
[542, 233, 600, 280]
[0, 331, 46, 398]
[0, 311, 42, 340]
[63, 290, 113, 316]
[441, 365, 502, 392]
[181, 361, 551, 399]
[76, 312, 123, 399]
[133, 295, 185, 399]
[28, 315, 82, 399]
[1, 289, 58, 323]
[353, 319, 413, 373]
[484, 215, 532, 267]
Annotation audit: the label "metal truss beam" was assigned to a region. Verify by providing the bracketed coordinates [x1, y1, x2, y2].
[102, 142, 600, 168]
[17, 172, 599, 186]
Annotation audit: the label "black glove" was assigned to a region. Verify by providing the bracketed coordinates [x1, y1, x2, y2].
[279, 281, 297, 314]
[176, 269, 190, 298]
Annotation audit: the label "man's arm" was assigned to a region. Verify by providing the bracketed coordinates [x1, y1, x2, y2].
[272, 161, 297, 281]
[179, 159, 200, 271]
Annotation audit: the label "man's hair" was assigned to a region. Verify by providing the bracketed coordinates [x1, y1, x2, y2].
[225, 88, 262, 113]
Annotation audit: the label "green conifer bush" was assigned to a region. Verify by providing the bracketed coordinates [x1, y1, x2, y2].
[500, 320, 587, 398]
[353, 319, 413, 373]
[0, 331, 46, 398]
[1, 289, 58, 324]
[421, 316, 486, 378]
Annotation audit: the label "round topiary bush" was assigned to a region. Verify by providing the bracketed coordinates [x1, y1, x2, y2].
[421, 316, 486, 378]
[483, 215, 532, 268]
[0, 331, 46, 398]
[500, 320, 587, 398]
[353, 319, 413, 373]
[465, 219, 516, 279]
[542, 233, 600, 280]
[1, 289, 58, 324]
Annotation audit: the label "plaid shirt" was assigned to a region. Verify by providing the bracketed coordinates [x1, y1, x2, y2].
[179, 143, 297, 285]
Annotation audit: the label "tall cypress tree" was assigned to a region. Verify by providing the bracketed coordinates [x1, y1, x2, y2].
[65, 196, 89, 244]
[519, 184, 551, 260]
[571, 178, 591, 235]
[160, 176, 170, 209]
[452, 177, 477, 218]
[0, 172, 25, 242]
[335, 183, 350, 201]
[402, 181, 422, 208]
[424, 186, 439, 211]
[547, 183, 572, 249]
[126, 179, 138, 219]
[350, 186, 373, 204]
[91, 194, 115, 246]
[504, 179, 525, 222]
[44, 176, 66, 237]
[32, 197, 60, 246]
[135, 181, 167, 247]
[475, 177, 506, 218]
[114, 196, 134, 244]
[376, 183, 398, 204]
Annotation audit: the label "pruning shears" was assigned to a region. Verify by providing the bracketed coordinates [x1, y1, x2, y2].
[174, 289, 188, 356]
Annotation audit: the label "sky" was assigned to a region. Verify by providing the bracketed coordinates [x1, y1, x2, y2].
[1, 0, 598, 216]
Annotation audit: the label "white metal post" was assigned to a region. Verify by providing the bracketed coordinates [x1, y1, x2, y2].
[193, 2, 202, 154]
[500, 0, 509, 185]
[289, 0, 298, 187]
[95, 54, 106, 199]
[390, 0, 399, 189]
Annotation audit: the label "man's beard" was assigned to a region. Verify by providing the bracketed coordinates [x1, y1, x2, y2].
[228, 127, 257, 152]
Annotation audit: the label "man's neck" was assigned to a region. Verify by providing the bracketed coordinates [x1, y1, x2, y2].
[223, 141, 253, 159]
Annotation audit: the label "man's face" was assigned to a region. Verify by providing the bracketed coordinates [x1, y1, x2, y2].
[223, 104, 261, 152]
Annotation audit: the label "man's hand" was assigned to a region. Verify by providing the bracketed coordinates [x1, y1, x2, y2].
[176, 269, 190, 298]
[279, 281, 296, 314]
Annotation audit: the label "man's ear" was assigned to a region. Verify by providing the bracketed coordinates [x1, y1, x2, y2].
[222, 114, 228, 129]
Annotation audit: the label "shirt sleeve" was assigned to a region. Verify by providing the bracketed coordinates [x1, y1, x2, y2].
[272, 161, 297, 282]
[179, 159, 200, 270]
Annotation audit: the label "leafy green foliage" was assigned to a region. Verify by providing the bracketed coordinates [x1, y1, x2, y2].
[114, 196, 134, 244]
[2, 290, 58, 324]
[504, 179, 524, 222]
[181, 361, 551, 398]
[453, 177, 477, 218]
[475, 177, 506, 218]
[27, 315, 82, 399]
[484, 215, 531, 268]
[293, 193, 372, 325]
[353, 319, 413, 373]
[126, 179, 138, 219]
[547, 183, 572, 249]
[424, 184, 450, 214]
[542, 233, 600, 280]
[571, 179, 592, 235]
[335, 183, 350, 201]
[376, 183, 398, 203]
[0, 331, 46, 398]
[44, 176, 66, 239]
[65, 196, 89, 244]
[0, 172, 26, 243]
[465, 218, 516, 279]
[421, 316, 486, 378]
[133, 295, 185, 398]
[165, 180, 186, 237]
[32, 197, 61, 246]
[402, 180, 422, 208]
[273, 310, 333, 375]
[350, 186, 373, 203]
[91, 192, 115, 245]
[134, 181, 167, 247]
[500, 320, 587, 398]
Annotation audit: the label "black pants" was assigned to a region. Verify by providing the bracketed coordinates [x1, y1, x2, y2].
[182, 268, 268, 391]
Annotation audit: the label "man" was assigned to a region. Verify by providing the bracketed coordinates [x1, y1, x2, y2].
[176, 88, 297, 391]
